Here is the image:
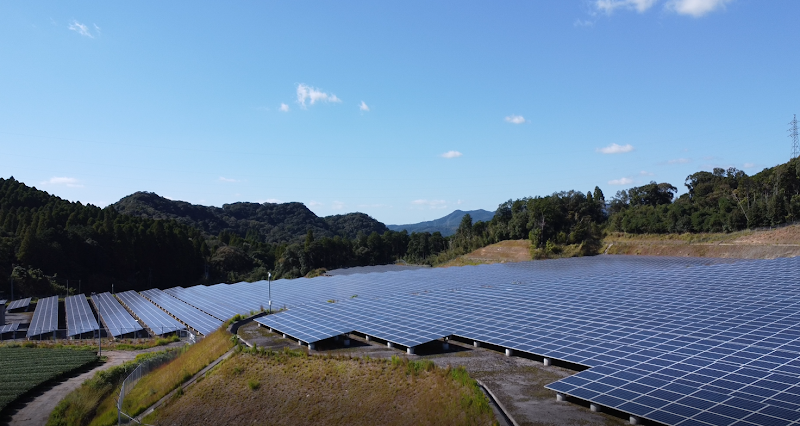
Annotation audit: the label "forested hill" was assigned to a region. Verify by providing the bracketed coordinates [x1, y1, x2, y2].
[388, 209, 495, 236]
[113, 192, 388, 243]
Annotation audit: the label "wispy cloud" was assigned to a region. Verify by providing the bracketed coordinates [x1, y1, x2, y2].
[668, 158, 691, 164]
[219, 177, 239, 183]
[609, 177, 634, 185]
[594, 0, 732, 16]
[441, 150, 463, 159]
[331, 201, 345, 210]
[411, 199, 448, 209]
[666, 0, 733, 17]
[296, 84, 341, 108]
[595, 0, 658, 14]
[42, 176, 84, 188]
[743, 162, 755, 169]
[505, 115, 526, 124]
[309, 200, 323, 207]
[68, 20, 94, 38]
[640, 170, 655, 176]
[279, 103, 290, 112]
[359, 101, 370, 112]
[574, 19, 595, 27]
[597, 143, 634, 154]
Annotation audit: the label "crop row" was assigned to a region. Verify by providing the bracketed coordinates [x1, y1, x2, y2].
[0, 348, 97, 412]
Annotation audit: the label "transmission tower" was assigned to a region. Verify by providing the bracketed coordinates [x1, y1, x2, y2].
[791, 114, 799, 160]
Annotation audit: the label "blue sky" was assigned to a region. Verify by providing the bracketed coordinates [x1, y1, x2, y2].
[1, 0, 798, 225]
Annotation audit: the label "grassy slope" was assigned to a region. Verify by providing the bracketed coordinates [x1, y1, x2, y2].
[441, 224, 800, 266]
[149, 349, 496, 426]
[47, 328, 234, 426]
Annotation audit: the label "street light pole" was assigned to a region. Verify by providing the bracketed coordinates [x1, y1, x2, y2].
[268, 272, 272, 314]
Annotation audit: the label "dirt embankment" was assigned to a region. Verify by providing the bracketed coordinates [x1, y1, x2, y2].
[605, 225, 800, 259]
[446, 225, 800, 266]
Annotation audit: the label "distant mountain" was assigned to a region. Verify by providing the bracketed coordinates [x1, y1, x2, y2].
[113, 192, 388, 243]
[388, 209, 495, 237]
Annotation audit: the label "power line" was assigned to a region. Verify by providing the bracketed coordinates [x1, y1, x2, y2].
[792, 114, 799, 159]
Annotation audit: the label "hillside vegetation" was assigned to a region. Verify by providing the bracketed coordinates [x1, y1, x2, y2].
[388, 209, 494, 236]
[148, 348, 495, 426]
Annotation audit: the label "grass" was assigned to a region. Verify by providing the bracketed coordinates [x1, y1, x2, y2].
[46, 350, 174, 426]
[119, 327, 234, 417]
[0, 335, 181, 351]
[149, 347, 496, 426]
[0, 347, 98, 414]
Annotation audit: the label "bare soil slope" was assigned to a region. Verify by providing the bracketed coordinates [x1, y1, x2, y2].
[443, 240, 531, 266]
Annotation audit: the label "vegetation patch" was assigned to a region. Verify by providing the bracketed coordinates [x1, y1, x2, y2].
[0, 347, 97, 414]
[149, 348, 496, 426]
[119, 328, 233, 418]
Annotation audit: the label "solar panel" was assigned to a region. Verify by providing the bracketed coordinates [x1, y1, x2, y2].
[0, 322, 19, 334]
[27, 296, 58, 338]
[7, 297, 31, 311]
[116, 291, 185, 336]
[92, 292, 144, 337]
[65, 295, 100, 337]
[140, 289, 222, 336]
[0, 299, 6, 305]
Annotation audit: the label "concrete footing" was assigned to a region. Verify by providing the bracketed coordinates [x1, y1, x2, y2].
[473, 341, 481, 347]
[543, 357, 551, 366]
[556, 393, 565, 402]
[365, 335, 371, 341]
[590, 403, 601, 412]
[407, 347, 415, 355]
[505, 348, 513, 357]
[387, 342, 394, 348]
[282, 333, 287, 338]
[298, 340, 303, 346]
[630, 415, 641, 425]
[309, 343, 315, 350]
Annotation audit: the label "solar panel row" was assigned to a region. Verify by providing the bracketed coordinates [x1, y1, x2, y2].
[27, 296, 58, 338]
[116, 291, 185, 336]
[0, 323, 19, 334]
[92, 292, 143, 337]
[140, 289, 221, 336]
[65, 295, 100, 337]
[8, 297, 31, 311]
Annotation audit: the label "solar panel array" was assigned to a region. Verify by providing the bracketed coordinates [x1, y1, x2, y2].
[92, 292, 143, 337]
[140, 289, 221, 336]
[65, 295, 100, 337]
[7, 297, 31, 311]
[0, 299, 6, 305]
[27, 296, 58, 338]
[116, 291, 185, 336]
[251, 256, 800, 426]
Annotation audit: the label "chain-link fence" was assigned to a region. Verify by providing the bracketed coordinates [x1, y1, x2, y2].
[117, 346, 189, 424]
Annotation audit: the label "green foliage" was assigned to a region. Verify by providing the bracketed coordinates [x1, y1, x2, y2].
[247, 378, 261, 390]
[0, 347, 97, 413]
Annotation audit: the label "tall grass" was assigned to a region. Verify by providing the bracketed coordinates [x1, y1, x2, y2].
[120, 327, 234, 417]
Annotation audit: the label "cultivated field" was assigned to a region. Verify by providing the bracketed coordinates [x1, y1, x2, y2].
[0, 347, 97, 413]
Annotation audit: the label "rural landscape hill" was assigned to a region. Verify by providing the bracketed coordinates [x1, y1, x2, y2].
[388, 209, 494, 236]
[113, 192, 388, 243]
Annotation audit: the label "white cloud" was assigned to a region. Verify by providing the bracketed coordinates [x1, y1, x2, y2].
[666, 0, 733, 17]
[68, 20, 94, 38]
[441, 150, 463, 159]
[309, 200, 323, 207]
[595, 0, 658, 13]
[574, 19, 595, 27]
[279, 103, 290, 112]
[219, 177, 238, 182]
[668, 158, 691, 164]
[296, 84, 341, 108]
[597, 143, 634, 154]
[331, 201, 345, 210]
[609, 177, 634, 185]
[505, 115, 526, 124]
[639, 170, 655, 176]
[743, 162, 755, 169]
[411, 199, 448, 209]
[359, 101, 370, 112]
[41, 176, 83, 188]
[93, 23, 101, 34]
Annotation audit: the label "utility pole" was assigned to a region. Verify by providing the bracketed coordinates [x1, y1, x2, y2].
[790, 114, 799, 160]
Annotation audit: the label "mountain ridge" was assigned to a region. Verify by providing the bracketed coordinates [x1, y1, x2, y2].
[388, 209, 495, 236]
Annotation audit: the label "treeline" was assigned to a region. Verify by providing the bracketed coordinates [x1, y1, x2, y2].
[0, 177, 208, 297]
[609, 159, 800, 233]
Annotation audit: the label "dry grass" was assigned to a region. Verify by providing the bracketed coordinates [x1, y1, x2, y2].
[120, 328, 234, 417]
[442, 240, 532, 267]
[150, 349, 496, 426]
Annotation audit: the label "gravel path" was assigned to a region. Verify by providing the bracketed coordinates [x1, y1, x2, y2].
[4, 344, 184, 426]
